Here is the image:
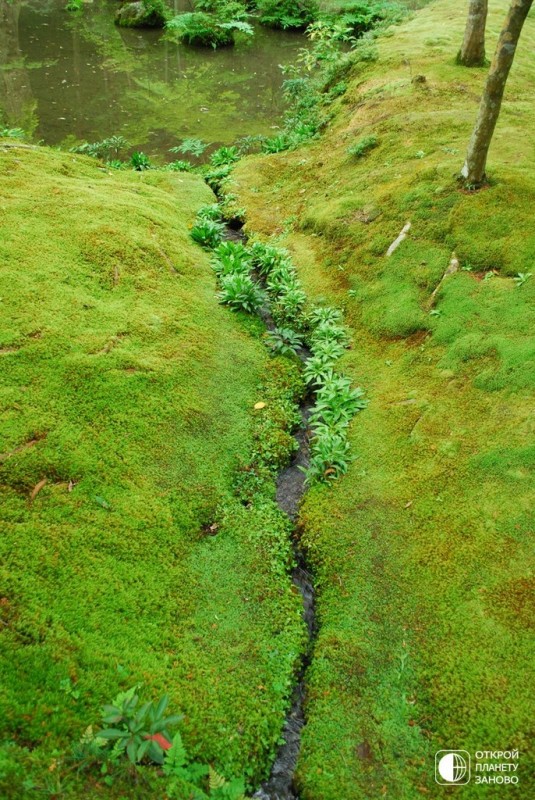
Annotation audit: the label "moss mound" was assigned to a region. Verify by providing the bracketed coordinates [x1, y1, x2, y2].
[115, 0, 167, 29]
[229, 0, 535, 796]
[0, 146, 303, 796]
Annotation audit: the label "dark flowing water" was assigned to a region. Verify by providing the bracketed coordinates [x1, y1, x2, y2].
[0, 0, 306, 157]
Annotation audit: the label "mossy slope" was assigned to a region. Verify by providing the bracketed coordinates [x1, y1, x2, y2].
[230, 1, 535, 797]
[0, 147, 302, 795]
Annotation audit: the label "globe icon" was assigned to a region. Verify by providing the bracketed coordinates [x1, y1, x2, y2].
[438, 752, 468, 783]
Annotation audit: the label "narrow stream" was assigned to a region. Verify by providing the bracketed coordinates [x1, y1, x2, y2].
[254, 399, 316, 800]
[226, 227, 317, 800]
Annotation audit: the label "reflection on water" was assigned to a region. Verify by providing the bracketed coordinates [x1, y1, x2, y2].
[0, 0, 306, 157]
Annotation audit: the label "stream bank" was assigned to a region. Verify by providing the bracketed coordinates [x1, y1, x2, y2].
[223, 222, 317, 799]
[209, 214, 364, 798]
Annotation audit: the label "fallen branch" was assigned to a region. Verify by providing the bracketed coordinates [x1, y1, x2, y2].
[386, 221, 411, 256]
[427, 252, 459, 308]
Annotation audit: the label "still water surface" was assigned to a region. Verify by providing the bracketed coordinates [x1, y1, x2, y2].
[0, 0, 306, 157]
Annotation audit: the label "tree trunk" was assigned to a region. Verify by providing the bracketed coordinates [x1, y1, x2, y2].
[461, 0, 534, 187]
[458, 0, 488, 66]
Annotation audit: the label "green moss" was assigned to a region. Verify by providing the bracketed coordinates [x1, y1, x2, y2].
[0, 146, 303, 795]
[228, 0, 535, 796]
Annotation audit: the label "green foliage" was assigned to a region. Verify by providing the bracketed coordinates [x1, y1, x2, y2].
[165, 9, 253, 48]
[514, 271, 532, 287]
[211, 240, 251, 277]
[170, 138, 210, 158]
[164, 732, 246, 799]
[272, 285, 308, 326]
[191, 218, 226, 248]
[210, 146, 241, 168]
[0, 126, 26, 140]
[256, 0, 319, 30]
[165, 159, 194, 172]
[323, 1, 407, 37]
[249, 242, 292, 276]
[304, 430, 350, 483]
[130, 151, 151, 170]
[197, 203, 224, 221]
[236, 235, 364, 486]
[218, 273, 266, 313]
[309, 318, 350, 347]
[71, 135, 129, 161]
[347, 134, 379, 158]
[65, 0, 83, 11]
[262, 134, 291, 154]
[309, 373, 367, 431]
[265, 327, 303, 357]
[204, 163, 233, 191]
[96, 688, 181, 765]
[79, 695, 246, 798]
[164, 734, 247, 798]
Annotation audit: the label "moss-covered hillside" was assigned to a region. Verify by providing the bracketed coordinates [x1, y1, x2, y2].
[229, 0, 535, 797]
[0, 147, 303, 796]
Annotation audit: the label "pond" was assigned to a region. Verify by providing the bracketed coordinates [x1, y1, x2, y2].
[0, 0, 307, 159]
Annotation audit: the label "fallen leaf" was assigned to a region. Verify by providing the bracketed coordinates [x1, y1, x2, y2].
[94, 495, 111, 510]
[254, 402, 267, 410]
[29, 478, 47, 503]
[144, 733, 172, 750]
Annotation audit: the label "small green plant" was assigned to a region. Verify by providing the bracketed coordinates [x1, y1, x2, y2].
[96, 687, 181, 765]
[197, 204, 223, 221]
[130, 151, 151, 171]
[165, 159, 193, 172]
[262, 134, 290, 154]
[60, 677, 81, 700]
[210, 146, 240, 168]
[0, 126, 26, 139]
[71, 135, 130, 161]
[204, 164, 233, 191]
[249, 243, 291, 277]
[107, 159, 127, 170]
[170, 138, 210, 158]
[272, 286, 307, 325]
[303, 346, 343, 386]
[310, 375, 367, 431]
[190, 218, 225, 248]
[310, 319, 350, 348]
[77, 689, 245, 798]
[308, 306, 343, 327]
[164, 734, 246, 798]
[266, 264, 299, 294]
[211, 241, 251, 277]
[265, 327, 303, 357]
[304, 431, 351, 484]
[65, 0, 83, 11]
[514, 272, 532, 287]
[347, 134, 378, 159]
[218, 273, 265, 313]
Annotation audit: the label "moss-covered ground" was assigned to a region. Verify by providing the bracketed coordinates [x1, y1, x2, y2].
[0, 146, 304, 796]
[229, 0, 535, 796]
